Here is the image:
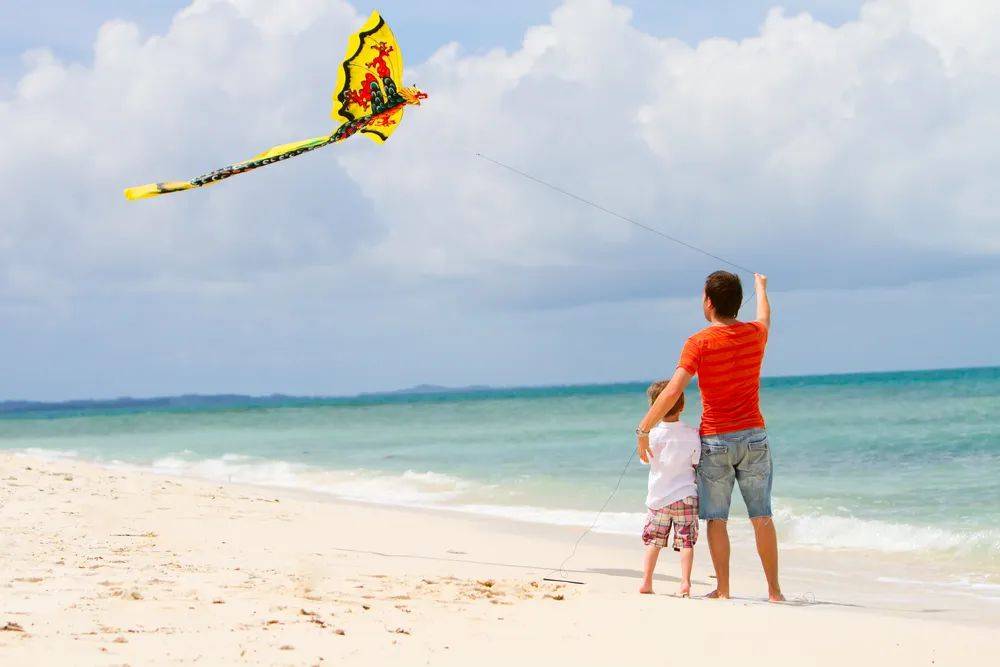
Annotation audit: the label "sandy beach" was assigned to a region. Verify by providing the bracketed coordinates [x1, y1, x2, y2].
[0, 451, 996, 666]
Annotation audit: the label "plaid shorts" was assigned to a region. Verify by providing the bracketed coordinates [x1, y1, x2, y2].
[642, 495, 699, 551]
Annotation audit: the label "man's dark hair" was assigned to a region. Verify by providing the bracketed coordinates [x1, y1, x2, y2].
[705, 270, 743, 319]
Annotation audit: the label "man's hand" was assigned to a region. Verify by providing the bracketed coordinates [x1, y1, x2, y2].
[637, 435, 652, 464]
[754, 273, 771, 329]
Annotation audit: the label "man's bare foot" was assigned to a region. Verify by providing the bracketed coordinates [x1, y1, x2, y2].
[768, 591, 786, 602]
[676, 583, 691, 598]
[703, 589, 729, 599]
[639, 584, 654, 594]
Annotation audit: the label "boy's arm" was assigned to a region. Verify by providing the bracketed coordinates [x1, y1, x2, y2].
[636, 367, 693, 463]
[754, 273, 770, 331]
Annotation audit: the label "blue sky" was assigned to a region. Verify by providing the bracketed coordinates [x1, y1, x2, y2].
[1, 0, 998, 400]
[1, 1, 864, 78]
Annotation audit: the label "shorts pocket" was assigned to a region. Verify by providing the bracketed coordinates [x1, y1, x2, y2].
[698, 444, 732, 484]
[741, 439, 771, 478]
[701, 443, 729, 457]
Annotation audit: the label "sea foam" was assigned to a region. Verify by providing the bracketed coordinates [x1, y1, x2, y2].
[12, 447, 999, 564]
[774, 506, 1000, 559]
[143, 453, 475, 505]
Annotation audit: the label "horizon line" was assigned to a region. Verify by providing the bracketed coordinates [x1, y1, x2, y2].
[3, 363, 997, 409]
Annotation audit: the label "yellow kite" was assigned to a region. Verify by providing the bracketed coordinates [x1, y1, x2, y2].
[124, 11, 427, 200]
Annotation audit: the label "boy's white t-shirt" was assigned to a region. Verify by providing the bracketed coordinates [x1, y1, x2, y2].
[645, 420, 701, 510]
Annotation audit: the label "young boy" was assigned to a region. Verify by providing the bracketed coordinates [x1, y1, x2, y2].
[639, 381, 700, 596]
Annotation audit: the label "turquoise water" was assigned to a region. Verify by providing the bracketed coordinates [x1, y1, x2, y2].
[2, 367, 998, 576]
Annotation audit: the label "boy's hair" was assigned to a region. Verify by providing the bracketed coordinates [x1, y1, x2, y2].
[647, 380, 685, 418]
[705, 270, 743, 319]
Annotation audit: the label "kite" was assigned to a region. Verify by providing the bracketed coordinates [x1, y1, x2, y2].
[124, 11, 427, 200]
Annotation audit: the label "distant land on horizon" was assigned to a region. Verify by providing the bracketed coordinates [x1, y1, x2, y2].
[358, 383, 495, 396]
[1, 365, 996, 415]
[0, 384, 503, 415]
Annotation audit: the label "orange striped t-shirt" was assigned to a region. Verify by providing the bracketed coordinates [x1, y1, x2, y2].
[677, 321, 768, 436]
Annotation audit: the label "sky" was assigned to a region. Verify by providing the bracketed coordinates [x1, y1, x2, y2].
[1, 0, 998, 401]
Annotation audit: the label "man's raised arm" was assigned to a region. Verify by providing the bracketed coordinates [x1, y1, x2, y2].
[755, 273, 770, 330]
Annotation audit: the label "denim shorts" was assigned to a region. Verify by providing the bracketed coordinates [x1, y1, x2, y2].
[696, 427, 773, 520]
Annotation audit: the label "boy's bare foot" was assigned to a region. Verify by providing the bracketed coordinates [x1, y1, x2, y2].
[639, 584, 654, 594]
[677, 583, 691, 598]
[768, 590, 786, 602]
[704, 589, 729, 599]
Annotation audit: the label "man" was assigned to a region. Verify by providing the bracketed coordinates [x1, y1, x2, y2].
[635, 271, 783, 602]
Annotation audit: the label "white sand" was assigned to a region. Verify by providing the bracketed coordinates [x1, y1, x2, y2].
[1, 452, 996, 665]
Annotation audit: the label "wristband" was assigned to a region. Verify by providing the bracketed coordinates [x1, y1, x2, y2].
[635, 427, 650, 437]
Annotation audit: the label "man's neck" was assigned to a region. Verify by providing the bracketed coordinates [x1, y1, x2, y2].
[709, 316, 740, 327]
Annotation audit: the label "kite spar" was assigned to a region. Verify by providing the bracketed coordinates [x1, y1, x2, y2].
[124, 11, 426, 200]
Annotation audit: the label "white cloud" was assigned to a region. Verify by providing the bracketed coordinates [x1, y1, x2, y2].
[4, 0, 998, 298]
[335, 0, 1000, 306]
[1, 0, 368, 301]
[1, 0, 999, 397]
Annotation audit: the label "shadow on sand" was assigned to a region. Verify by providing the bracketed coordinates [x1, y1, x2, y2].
[586, 567, 710, 585]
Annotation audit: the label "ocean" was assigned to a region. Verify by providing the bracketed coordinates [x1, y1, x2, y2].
[3, 366, 998, 597]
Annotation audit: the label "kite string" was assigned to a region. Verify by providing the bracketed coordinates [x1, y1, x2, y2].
[546, 448, 636, 579]
[475, 153, 758, 276]
[478, 153, 760, 577]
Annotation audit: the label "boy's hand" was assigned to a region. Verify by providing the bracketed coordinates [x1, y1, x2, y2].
[754, 273, 767, 291]
[637, 435, 652, 464]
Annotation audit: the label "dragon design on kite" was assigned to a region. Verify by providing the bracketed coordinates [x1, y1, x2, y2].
[124, 12, 426, 200]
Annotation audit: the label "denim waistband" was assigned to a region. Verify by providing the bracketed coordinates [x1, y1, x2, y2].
[700, 427, 767, 446]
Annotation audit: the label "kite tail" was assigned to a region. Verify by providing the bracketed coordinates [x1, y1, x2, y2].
[122, 111, 396, 200]
[124, 181, 199, 200]
[123, 132, 340, 201]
